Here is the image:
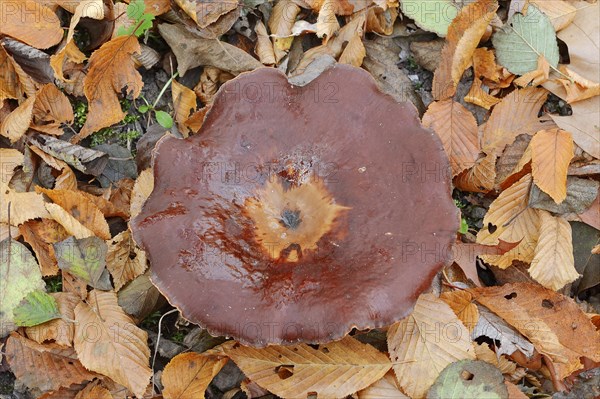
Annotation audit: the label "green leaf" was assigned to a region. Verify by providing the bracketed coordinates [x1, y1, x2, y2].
[155, 111, 173, 128]
[53, 236, 112, 290]
[0, 239, 46, 337]
[459, 218, 469, 234]
[138, 104, 150, 113]
[134, 14, 155, 37]
[492, 4, 559, 75]
[13, 290, 61, 327]
[127, 0, 146, 20]
[399, 0, 462, 37]
[427, 360, 508, 399]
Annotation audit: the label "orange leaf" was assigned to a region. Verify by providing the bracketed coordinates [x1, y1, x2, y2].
[74, 290, 151, 397]
[106, 230, 147, 291]
[422, 99, 480, 176]
[432, 0, 499, 100]
[472, 47, 501, 83]
[0, 46, 36, 102]
[0, 0, 63, 49]
[464, 77, 501, 110]
[161, 352, 227, 399]
[171, 80, 197, 137]
[513, 56, 551, 88]
[74, 383, 113, 399]
[25, 292, 80, 347]
[440, 290, 479, 332]
[530, 129, 574, 203]
[453, 152, 496, 193]
[19, 219, 69, 276]
[0, 95, 35, 143]
[557, 66, 600, 104]
[77, 36, 142, 141]
[32, 84, 74, 136]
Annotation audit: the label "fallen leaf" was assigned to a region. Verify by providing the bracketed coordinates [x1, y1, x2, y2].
[530, 129, 574, 203]
[513, 56, 551, 87]
[578, 187, 600, 230]
[528, 211, 578, 290]
[74, 290, 152, 397]
[338, 33, 366, 67]
[427, 360, 508, 399]
[492, 4, 559, 75]
[117, 272, 164, 321]
[0, 45, 36, 102]
[5, 333, 96, 392]
[77, 36, 142, 141]
[557, 66, 600, 104]
[50, 41, 87, 84]
[74, 383, 113, 399]
[529, 177, 600, 215]
[410, 39, 445, 72]
[37, 188, 110, 239]
[440, 290, 479, 332]
[423, 99, 480, 176]
[159, 23, 263, 76]
[0, 95, 35, 143]
[0, 0, 63, 49]
[387, 293, 475, 398]
[399, 0, 461, 37]
[494, 134, 532, 187]
[0, 181, 50, 226]
[26, 292, 80, 347]
[130, 168, 154, 219]
[31, 83, 74, 136]
[254, 20, 276, 65]
[161, 352, 227, 399]
[474, 343, 517, 375]
[45, 203, 95, 239]
[470, 283, 600, 379]
[481, 87, 551, 155]
[269, 0, 301, 61]
[224, 336, 391, 398]
[432, 0, 498, 100]
[504, 381, 529, 399]
[0, 148, 24, 184]
[12, 290, 61, 327]
[529, 0, 577, 32]
[316, 0, 341, 41]
[453, 152, 496, 193]
[472, 47, 500, 82]
[451, 240, 521, 286]
[171, 80, 197, 137]
[54, 236, 112, 290]
[551, 99, 600, 160]
[174, 0, 238, 28]
[464, 77, 501, 110]
[357, 371, 409, 398]
[106, 230, 147, 291]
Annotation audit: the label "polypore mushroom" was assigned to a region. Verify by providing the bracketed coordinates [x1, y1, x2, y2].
[131, 64, 458, 347]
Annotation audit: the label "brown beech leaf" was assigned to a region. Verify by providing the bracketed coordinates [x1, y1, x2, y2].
[470, 283, 600, 379]
[77, 36, 142, 141]
[422, 99, 480, 176]
[74, 290, 152, 397]
[0, 181, 50, 226]
[338, 33, 366, 67]
[269, 0, 301, 61]
[161, 352, 227, 399]
[387, 293, 475, 398]
[453, 152, 496, 193]
[357, 371, 409, 398]
[440, 290, 479, 332]
[529, 0, 577, 32]
[31, 84, 74, 136]
[19, 219, 69, 276]
[432, 0, 498, 100]
[175, 0, 238, 28]
[472, 47, 501, 83]
[557, 66, 600, 104]
[464, 77, 501, 110]
[224, 336, 391, 398]
[531, 129, 574, 204]
[50, 41, 87, 84]
[0, 45, 36, 102]
[0, 0, 63, 49]
[481, 87, 552, 155]
[0, 148, 23, 184]
[0, 95, 35, 143]
[45, 203, 94, 239]
[37, 188, 111, 240]
[25, 292, 80, 347]
[451, 240, 520, 286]
[316, 0, 341, 41]
[74, 382, 113, 399]
[513, 56, 551, 88]
[5, 333, 96, 392]
[255, 21, 276, 66]
[130, 168, 154, 219]
[106, 230, 147, 291]
[529, 211, 578, 291]
[474, 343, 518, 375]
[171, 80, 197, 137]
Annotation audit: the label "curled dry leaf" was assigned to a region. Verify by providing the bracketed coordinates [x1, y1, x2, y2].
[5, 333, 96, 392]
[224, 336, 391, 398]
[0, 95, 35, 143]
[130, 168, 154, 219]
[31, 84, 74, 136]
[528, 0, 577, 32]
[45, 203, 94, 239]
[74, 383, 113, 399]
[513, 56, 551, 88]
[474, 343, 518, 375]
[50, 41, 87, 84]
[453, 152, 496, 193]
[254, 20, 276, 65]
[174, 0, 238, 28]
[106, 230, 147, 291]
[25, 292, 80, 347]
[529, 211, 578, 291]
[432, 0, 498, 100]
[469, 283, 600, 379]
[387, 293, 475, 399]
[530, 129, 574, 204]
[161, 352, 227, 399]
[0, 45, 36, 102]
[557, 67, 600, 104]
[269, 0, 301, 61]
[19, 219, 69, 276]
[464, 77, 501, 110]
[171, 80, 197, 137]
[0, 0, 63, 49]
[422, 99, 480, 176]
[74, 290, 152, 398]
[0, 181, 50, 226]
[77, 36, 142, 141]
[316, 0, 341, 41]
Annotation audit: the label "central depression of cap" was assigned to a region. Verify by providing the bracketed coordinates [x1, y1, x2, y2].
[131, 65, 459, 347]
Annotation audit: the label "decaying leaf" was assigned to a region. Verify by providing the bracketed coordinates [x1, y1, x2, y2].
[0, 95, 35, 143]
[529, 176, 600, 215]
[423, 99, 480, 176]
[432, 0, 498, 100]
[5, 333, 96, 392]
[26, 292, 80, 347]
[387, 293, 475, 398]
[529, 211, 578, 291]
[316, 0, 341, 41]
[54, 236, 112, 290]
[45, 203, 95, 239]
[269, 0, 301, 61]
[557, 66, 600, 104]
[74, 290, 152, 397]
[161, 352, 228, 399]
[427, 360, 508, 399]
[470, 283, 600, 379]
[171, 80, 197, 137]
[0, 0, 63, 49]
[130, 168, 154, 219]
[254, 20, 276, 65]
[77, 36, 142, 141]
[106, 230, 147, 291]
[224, 336, 391, 398]
[0, 45, 36, 102]
[464, 77, 501, 110]
[530, 129, 574, 204]
[74, 383, 113, 399]
[31, 84, 74, 136]
[117, 272, 164, 321]
[174, 0, 238, 28]
[12, 290, 61, 327]
[474, 343, 518, 375]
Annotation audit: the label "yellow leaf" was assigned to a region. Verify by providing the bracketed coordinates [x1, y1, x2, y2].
[529, 211, 578, 291]
[432, 0, 499, 100]
[106, 230, 147, 291]
[387, 293, 475, 398]
[0, 95, 35, 143]
[357, 371, 409, 399]
[0, 149, 24, 184]
[529, 0, 577, 32]
[474, 343, 517, 375]
[161, 352, 227, 399]
[440, 290, 479, 332]
[482, 87, 550, 155]
[530, 129, 574, 204]
[557, 66, 600, 104]
[0, 182, 50, 226]
[45, 203, 95, 239]
[77, 36, 142, 141]
[74, 383, 112, 399]
[0, 0, 63, 49]
[422, 99, 480, 176]
[171, 80, 197, 137]
[74, 290, 151, 397]
[338, 33, 366, 67]
[453, 152, 496, 193]
[224, 336, 391, 398]
[316, 0, 341, 42]
[130, 168, 154, 219]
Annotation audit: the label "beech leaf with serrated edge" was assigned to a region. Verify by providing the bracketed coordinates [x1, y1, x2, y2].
[530, 129, 574, 204]
[162, 352, 227, 399]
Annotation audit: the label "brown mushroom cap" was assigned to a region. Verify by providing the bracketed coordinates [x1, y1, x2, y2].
[131, 65, 459, 347]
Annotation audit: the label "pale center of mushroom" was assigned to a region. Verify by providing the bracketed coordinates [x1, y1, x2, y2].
[244, 178, 349, 262]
